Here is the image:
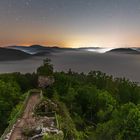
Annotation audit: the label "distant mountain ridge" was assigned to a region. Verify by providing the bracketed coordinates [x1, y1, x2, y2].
[107, 48, 140, 54]
[8, 45, 76, 55]
[0, 45, 140, 61]
[8, 45, 140, 54]
[78, 47, 140, 54]
[0, 45, 77, 61]
[0, 47, 31, 61]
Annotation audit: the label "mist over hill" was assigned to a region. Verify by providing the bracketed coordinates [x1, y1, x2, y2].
[8, 45, 76, 55]
[1, 45, 140, 62]
[7, 45, 140, 55]
[107, 48, 140, 54]
[79, 47, 140, 54]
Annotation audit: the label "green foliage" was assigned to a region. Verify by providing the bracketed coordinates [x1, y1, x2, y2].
[0, 72, 38, 92]
[96, 91, 116, 122]
[0, 80, 21, 135]
[46, 68, 140, 140]
[8, 103, 22, 122]
[57, 102, 78, 139]
[95, 103, 140, 140]
[0, 72, 37, 136]
[44, 86, 55, 98]
[1, 59, 140, 140]
[55, 101, 86, 140]
[37, 58, 53, 76]
[43, 133, 64, 140]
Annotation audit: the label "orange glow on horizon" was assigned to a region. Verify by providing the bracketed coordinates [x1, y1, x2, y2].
[1, 37, 140, 48]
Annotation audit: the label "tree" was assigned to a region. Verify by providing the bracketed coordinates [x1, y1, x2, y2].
[0, 80, 21, 135]
[64, 87, 77, 111]
[96, 91, 116, 122]
[37, 58, 53, 76]
[96, 103, 140, 140]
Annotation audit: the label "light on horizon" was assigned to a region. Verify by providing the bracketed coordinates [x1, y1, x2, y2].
[86, 48, 114, 53]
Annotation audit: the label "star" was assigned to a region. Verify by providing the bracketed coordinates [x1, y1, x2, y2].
[25, 0, 32, 7]
[15, 16, 22, 22]
[25, 1, 29, 6]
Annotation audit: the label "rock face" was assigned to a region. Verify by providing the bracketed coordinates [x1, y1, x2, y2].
[21, 99, 62, 140]
[21, 115, 62, 140]
[34, 99, 58, 116]
[38, 76, 55, 88]
[2, 92, 62, 140]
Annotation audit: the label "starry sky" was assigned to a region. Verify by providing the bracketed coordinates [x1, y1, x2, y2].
[1, 0, 140, 48]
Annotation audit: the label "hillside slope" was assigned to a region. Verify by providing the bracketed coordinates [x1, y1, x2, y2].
[0, 48, 31, 61]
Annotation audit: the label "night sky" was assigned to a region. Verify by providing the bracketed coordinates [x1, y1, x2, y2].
[1, 0, 140, 48]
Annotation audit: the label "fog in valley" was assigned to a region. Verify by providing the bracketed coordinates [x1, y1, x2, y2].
[0, 51, 140, 83]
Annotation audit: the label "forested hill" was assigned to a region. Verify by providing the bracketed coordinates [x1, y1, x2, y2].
[1, 59, 140, 140]
[0, 48, 31, 61]
[0, 45, 76, 61]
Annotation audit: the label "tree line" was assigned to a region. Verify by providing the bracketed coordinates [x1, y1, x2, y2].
[1, 58, 140, 140]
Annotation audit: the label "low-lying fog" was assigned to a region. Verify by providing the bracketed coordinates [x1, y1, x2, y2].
[0, 51, 140, 83]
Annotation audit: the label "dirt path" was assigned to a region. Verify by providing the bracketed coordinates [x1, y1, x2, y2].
[9, 91, 41, 140]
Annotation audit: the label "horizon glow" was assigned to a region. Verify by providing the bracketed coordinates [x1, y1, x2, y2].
[1, 0, 140, 48]
[86, 48, 114, 53]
